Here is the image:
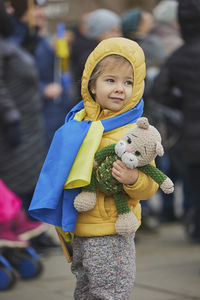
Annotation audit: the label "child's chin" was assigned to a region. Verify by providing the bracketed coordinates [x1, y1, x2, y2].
[108, 103, 124, 112]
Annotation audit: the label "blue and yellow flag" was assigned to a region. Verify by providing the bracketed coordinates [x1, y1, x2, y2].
[29, 99, 144, 230]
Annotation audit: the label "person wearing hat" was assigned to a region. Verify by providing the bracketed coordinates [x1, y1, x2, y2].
[70, 8, 122, 101]
[121, 8, 166, 68]
[150, 0, 200, 243]
[85, 8, 122, 41]
[152, 0, 183, 56]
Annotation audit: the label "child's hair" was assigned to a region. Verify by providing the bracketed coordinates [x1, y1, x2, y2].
[88, 54, 133, 99]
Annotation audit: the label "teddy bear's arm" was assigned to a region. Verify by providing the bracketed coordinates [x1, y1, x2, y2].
[139, 164, 167, 186]
[94, 143, 116, 165]
[139, 164, 174, 194]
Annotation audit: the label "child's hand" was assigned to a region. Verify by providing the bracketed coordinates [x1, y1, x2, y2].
[112, 160, 139, 185]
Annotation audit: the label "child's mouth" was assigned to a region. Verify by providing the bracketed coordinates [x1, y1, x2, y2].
[110, 97, 124, 101]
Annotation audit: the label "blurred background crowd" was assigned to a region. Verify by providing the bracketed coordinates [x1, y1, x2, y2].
[0, 0, 200, 291]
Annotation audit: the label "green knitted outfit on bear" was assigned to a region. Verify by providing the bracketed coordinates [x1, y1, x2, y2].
[83, 144, 167, 216]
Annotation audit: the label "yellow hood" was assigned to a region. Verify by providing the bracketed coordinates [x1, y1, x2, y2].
[81, 37, 146, 120]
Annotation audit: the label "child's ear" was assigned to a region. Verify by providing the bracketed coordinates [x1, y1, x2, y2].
[90, 87, 96, 94]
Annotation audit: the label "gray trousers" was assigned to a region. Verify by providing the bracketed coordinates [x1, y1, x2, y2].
[71, 234, 136, 300]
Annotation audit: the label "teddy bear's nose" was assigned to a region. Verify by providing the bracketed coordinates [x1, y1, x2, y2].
[125, 146, 132, 153]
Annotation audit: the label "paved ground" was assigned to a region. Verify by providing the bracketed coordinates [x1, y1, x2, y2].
[1, 222, 200, 300]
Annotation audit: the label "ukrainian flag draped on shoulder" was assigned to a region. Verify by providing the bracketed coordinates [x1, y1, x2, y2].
[28, 99, 144, 231]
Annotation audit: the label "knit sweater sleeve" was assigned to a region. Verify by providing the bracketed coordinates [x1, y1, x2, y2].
[94, 143, 116, 165]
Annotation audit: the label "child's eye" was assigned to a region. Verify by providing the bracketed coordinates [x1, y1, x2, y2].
[106, 78, 114, 83]
[125, 80, 133, 85]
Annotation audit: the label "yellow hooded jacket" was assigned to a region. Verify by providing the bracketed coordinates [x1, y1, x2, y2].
[74, 37, 158, 237]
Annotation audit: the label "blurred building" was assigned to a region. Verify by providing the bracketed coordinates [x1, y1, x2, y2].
[45, 0, 159, 33]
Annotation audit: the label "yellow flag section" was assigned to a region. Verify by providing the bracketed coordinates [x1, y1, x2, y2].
[64, 109, 104, 189]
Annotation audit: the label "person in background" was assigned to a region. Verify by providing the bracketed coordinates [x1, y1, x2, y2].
[70, 8, 122, 102]
[0, 0, 58, 251]
[152, 0, 183, 56]
[69, 12, 98, 102]
[86, 8, 122, 41]
[0, 0, 45, 213]
[121, 8, 167, 231]
[9, 0, 74, 149]
[150, 0, 200, 242]
[121, 8, 166, 69]
[121, 7, 167, 123]
[149, 0, 184, 224]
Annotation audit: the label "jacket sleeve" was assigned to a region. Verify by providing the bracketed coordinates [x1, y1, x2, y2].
[123, 163, 159, 202]
[0, 47, 21, 125]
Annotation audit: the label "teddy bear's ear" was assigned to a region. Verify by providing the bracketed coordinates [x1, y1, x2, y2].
[156, 141, 164, 157]
[136, 117, 149, 129]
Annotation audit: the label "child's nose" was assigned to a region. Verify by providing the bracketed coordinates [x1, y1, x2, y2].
[115, 83, 124, 92]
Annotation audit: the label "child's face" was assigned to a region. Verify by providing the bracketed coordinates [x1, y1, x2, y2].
[91, 60, 133, 112]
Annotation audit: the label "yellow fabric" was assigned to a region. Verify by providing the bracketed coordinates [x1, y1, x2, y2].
[64, 121, 104, 189]
[56, 226, 72, 242]
[67, 37, 158, 237]
[73, 108, 86, 121]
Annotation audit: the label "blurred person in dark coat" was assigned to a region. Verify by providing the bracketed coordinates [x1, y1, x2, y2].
[9, 0, 74, 149]
[149, 0, 184, 224]
[0, 0, 58, 251]
[0, 0, 45, 204]
[69, 12, 98, 102]
[121, 8, 167, 231]
[70, 8, 122, 101]
[150, 0, 200, 242]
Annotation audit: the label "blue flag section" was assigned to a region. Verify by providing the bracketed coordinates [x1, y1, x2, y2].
[29, 99, 144, 231]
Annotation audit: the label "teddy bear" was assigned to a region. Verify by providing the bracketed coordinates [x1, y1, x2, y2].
[74, 117, 174, 235]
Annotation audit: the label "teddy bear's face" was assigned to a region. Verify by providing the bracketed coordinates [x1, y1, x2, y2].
[115, 118, 164, 169]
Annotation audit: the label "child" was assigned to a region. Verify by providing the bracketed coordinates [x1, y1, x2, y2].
[29, 37, 158, 299]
